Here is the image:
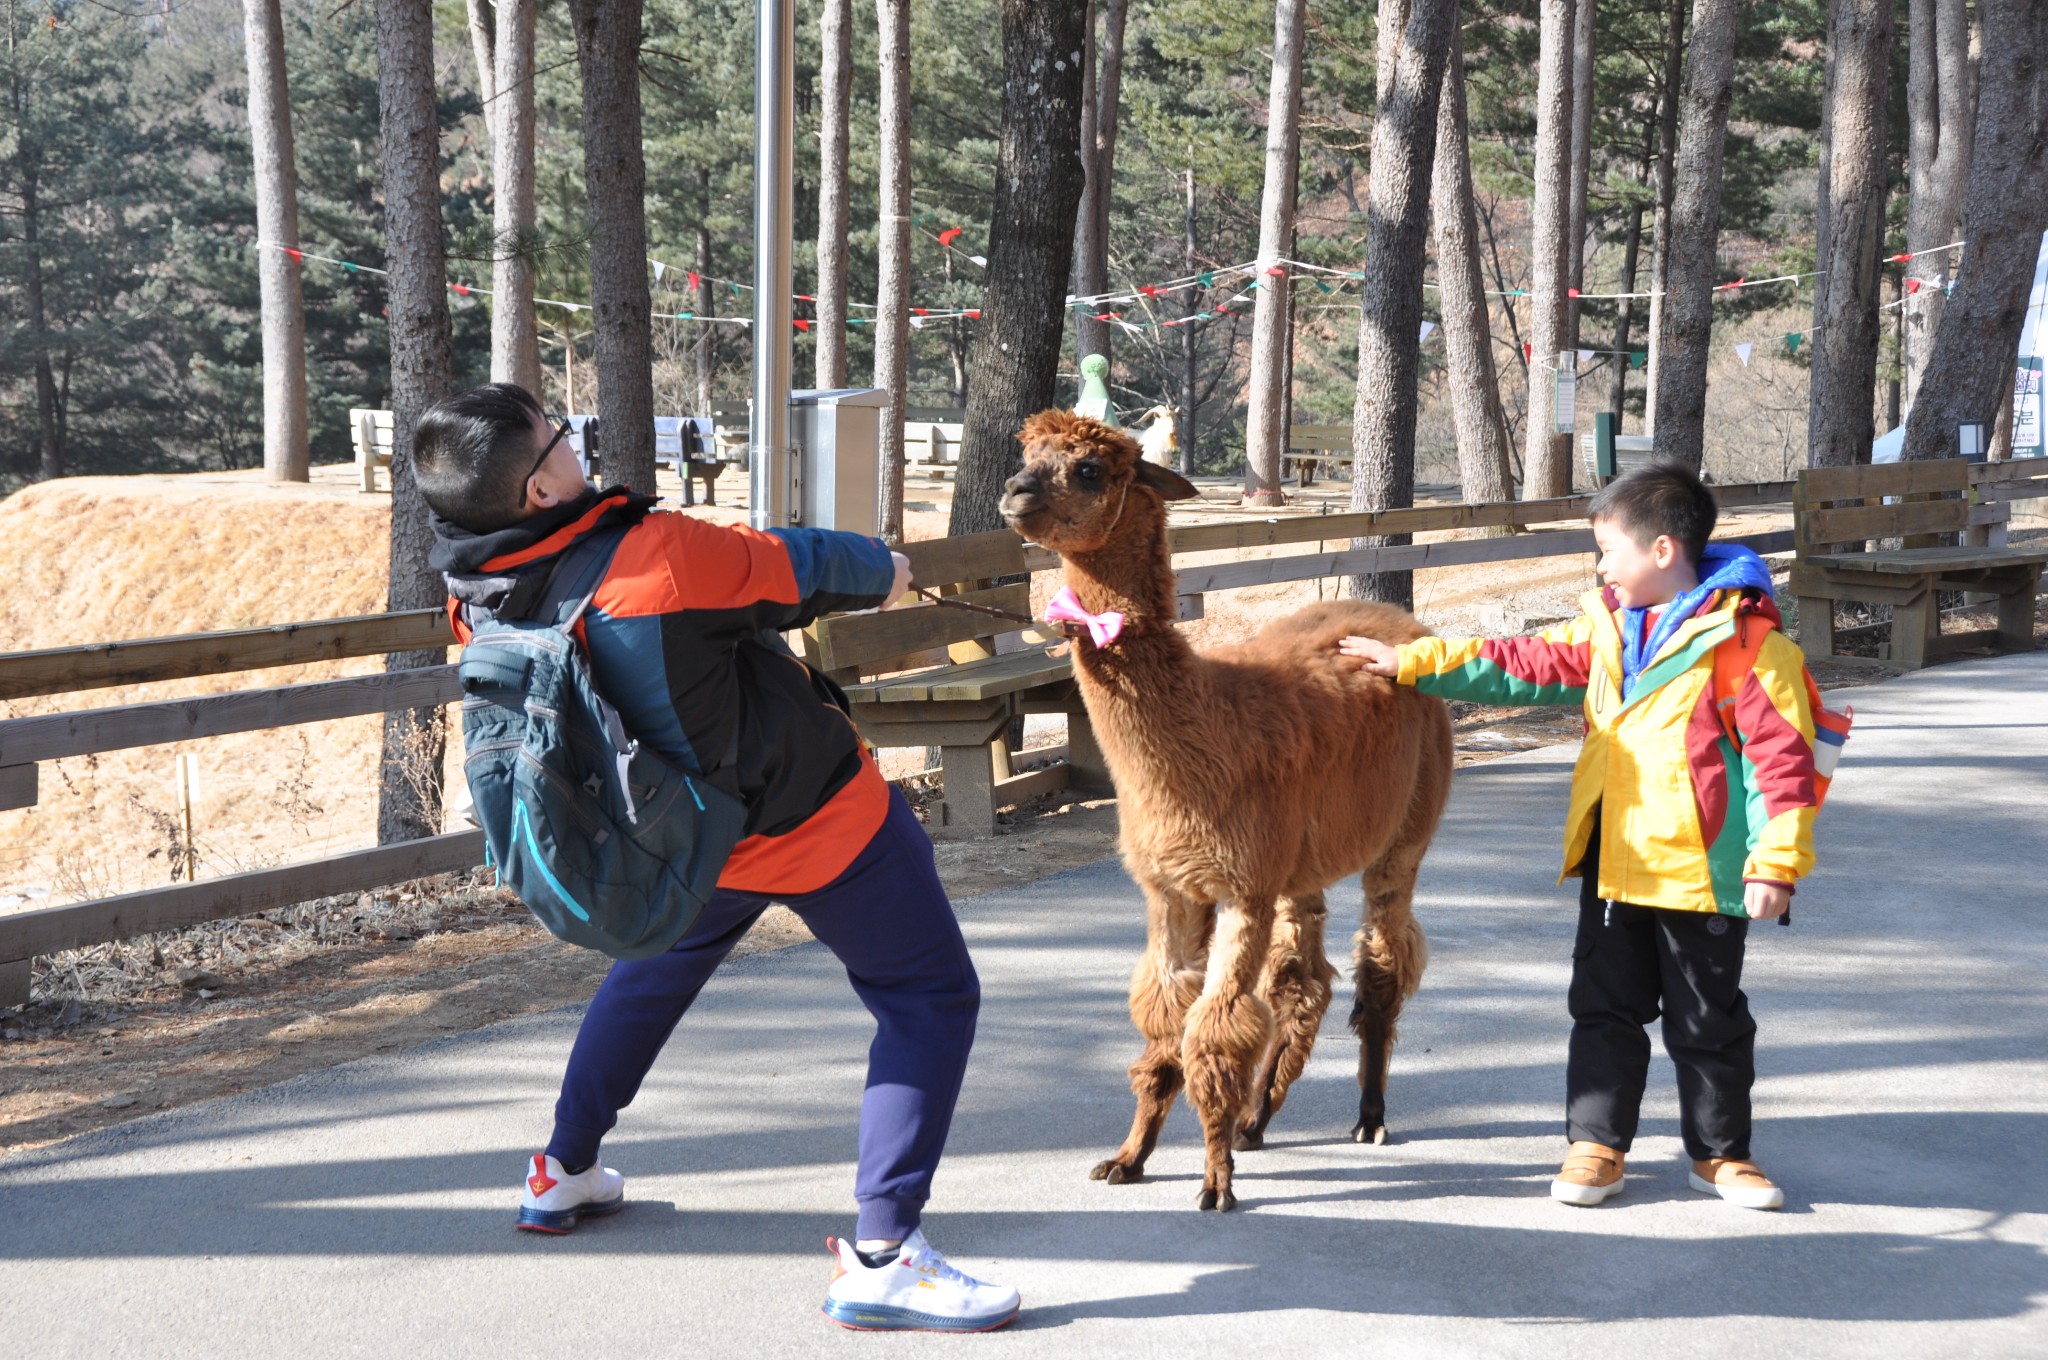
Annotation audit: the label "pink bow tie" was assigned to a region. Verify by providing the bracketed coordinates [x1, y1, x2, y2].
[1045, 585, 1125, 647]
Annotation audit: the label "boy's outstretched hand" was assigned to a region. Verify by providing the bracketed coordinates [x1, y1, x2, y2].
[1337, 635, 1399, 677]
[1744, 881, 1791, 920]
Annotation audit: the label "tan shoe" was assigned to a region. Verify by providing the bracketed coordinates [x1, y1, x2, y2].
[1690, 1157, 1785, 1210]
[1550, 1141, 1626, 1205]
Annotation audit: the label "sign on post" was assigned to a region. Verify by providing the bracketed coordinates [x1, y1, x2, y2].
[1553, 351, 1577, 435]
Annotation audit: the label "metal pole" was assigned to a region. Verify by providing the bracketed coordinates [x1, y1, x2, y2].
[750, 0, 796, 529]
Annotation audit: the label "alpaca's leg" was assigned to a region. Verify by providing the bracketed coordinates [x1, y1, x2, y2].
[1183, 899, 1277, 1211]
[1350, 844, 1431, 1146]
[1093, 884, 1209, 1185]
[1236, 891, 1336, 1151]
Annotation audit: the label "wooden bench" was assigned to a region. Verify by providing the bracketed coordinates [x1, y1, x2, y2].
[801, 529, 1109, 838]
[1280, 423, 1351, 486]
[904, 420, 965, 479]
[350, 407, 395, 492]
[655, 416, 747, 507]
[1792, 457, 2048, 667]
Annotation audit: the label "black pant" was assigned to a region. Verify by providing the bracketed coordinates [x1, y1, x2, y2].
[1566, 868, 1757, 1161]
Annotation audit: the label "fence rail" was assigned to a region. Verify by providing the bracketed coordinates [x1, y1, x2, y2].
[0, 480, 1800, 1004]
[0, 609, 448, 702]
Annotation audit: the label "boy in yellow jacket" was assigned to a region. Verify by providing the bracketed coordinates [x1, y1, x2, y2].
[1340, 461, 1844, 1211]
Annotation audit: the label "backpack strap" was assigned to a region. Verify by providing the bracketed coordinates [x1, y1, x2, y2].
[534, 525, 632, 631]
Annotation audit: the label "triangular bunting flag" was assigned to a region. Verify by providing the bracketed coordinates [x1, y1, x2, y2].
[1905, 277, 1923, 295]
[969, 255, 987, 267]
[1198, 270, 1214, 288]
[793, 318, 810, 332]
[1523, 342, 1533, 362]
[1578, 348, 1594, 365]
[909, 315, 926, 329]
[1735, 342, 1753, 366]
[687, 271, 701, 291]
[653, 261, 666, 282]
[1628, 350, 1646, 370]
[1419, 321, 1437, 342]
[938, 227, 963, 247]
[1785, 332, 1802, 353]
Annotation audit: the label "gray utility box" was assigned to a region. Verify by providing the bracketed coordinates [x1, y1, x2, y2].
[790, 387, 885, 536]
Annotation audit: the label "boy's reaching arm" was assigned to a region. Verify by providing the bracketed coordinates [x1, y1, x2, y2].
[1732, 632, 1822, 891]
[1340, 617, 1597, 707]
[617, 516, 901, 638]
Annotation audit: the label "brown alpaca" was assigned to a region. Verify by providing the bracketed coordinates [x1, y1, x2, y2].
[1000, 410, 1454, 1212]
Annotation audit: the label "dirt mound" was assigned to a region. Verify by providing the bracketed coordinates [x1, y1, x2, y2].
[0, 473, 405, 905]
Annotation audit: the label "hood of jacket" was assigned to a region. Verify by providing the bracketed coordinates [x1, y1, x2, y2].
[431, 487, 655, 619]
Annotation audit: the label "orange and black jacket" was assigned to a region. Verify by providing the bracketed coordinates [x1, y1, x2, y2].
[433, 489, 897, 895]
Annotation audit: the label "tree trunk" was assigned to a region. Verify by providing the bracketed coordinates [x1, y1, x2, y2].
[1648, 0, 1738, 472]
[1807, 0, 1894, 470]
[1243, 0, 1308, 506]
[1072, 0, 1103, 364]
[490, 0, 542, 393]
[1610, 124, 1654, 424]
[22, 158, 63, 481]
[1071, 0, 1129, 370]
[948, 0, 1089, 537]
[1901, 0, 1974, 417]
[567, 0, 656, 492]
[1566, 0, 1595, 348]
[1521, 0, 1576, 498]
[243, 0, 309, 482]
[1348, 0, 1456, 608]
[465, 0, 496, 112]
[695, 171, 714, 411]
[375, 0, 454, 844]
[1092, 0, 1128, 306]
[1432, 17, 1515, 507]
[1180, 164, 1200, 476]
[814, 0, 852, 389]
[1644, 0, 1684, 433]
[1902, 0, 2048, 461]
[874, 0, 912, 542]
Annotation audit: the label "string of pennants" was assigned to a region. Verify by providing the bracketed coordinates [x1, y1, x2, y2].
[260, 234, 1966, 358]
[258, 240, 987, 331]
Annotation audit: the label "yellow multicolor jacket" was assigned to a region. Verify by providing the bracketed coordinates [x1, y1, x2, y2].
[1394, 586, 1843, 916]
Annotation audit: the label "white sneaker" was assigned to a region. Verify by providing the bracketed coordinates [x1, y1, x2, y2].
[821, 1229, 1021, 1332]
[515, 1153, 625, 1234]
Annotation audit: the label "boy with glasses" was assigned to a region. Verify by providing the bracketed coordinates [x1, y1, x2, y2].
[413, 383, 1018, 1332]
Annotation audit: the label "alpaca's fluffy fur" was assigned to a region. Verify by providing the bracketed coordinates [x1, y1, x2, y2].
[1001, 409, 1454, 1212]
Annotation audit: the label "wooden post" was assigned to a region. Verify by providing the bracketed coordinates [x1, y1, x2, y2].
[176, 754, 200, 882]
[1064, 699, 1114, 795]
[0, 959, 27, 1011]
[1996, 568, 2040, 652]
[0, 764, 34, 812]
[934, 743, 996, 840]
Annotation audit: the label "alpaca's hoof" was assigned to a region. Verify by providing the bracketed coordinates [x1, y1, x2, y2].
[1350, 1120, 1390, 1145]
[1233, 1127, 1265, 1152]
[1091, 1159, 1143, 1185]
[1197, 1186, 1238, 1212]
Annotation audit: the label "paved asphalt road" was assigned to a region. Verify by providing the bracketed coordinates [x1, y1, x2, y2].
[2, 652, 2044, 1358]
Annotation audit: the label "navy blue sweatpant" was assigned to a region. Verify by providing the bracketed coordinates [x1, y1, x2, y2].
[544, 788, 980, 1240]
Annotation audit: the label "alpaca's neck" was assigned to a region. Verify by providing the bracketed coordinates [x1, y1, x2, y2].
[1064, 515, 1177, 630]
[1061, 515, 1212, 760]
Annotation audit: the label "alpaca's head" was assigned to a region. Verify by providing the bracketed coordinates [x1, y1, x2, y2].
[1000, 408, 1199, 554]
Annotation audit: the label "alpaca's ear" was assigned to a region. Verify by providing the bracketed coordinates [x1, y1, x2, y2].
[1134, 460, 1200, 501]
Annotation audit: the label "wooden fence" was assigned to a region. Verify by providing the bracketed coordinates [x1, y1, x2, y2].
[0, 479, 1797, 1005]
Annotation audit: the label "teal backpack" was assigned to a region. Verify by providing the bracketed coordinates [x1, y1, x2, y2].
[456, 528, 748, 958]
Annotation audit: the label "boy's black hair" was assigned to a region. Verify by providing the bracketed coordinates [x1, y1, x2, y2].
[412, 383, 550, 533]
[1588, 458, 1717, 566]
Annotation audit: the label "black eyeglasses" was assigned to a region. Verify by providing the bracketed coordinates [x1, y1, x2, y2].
[527, 413, 574, 487]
